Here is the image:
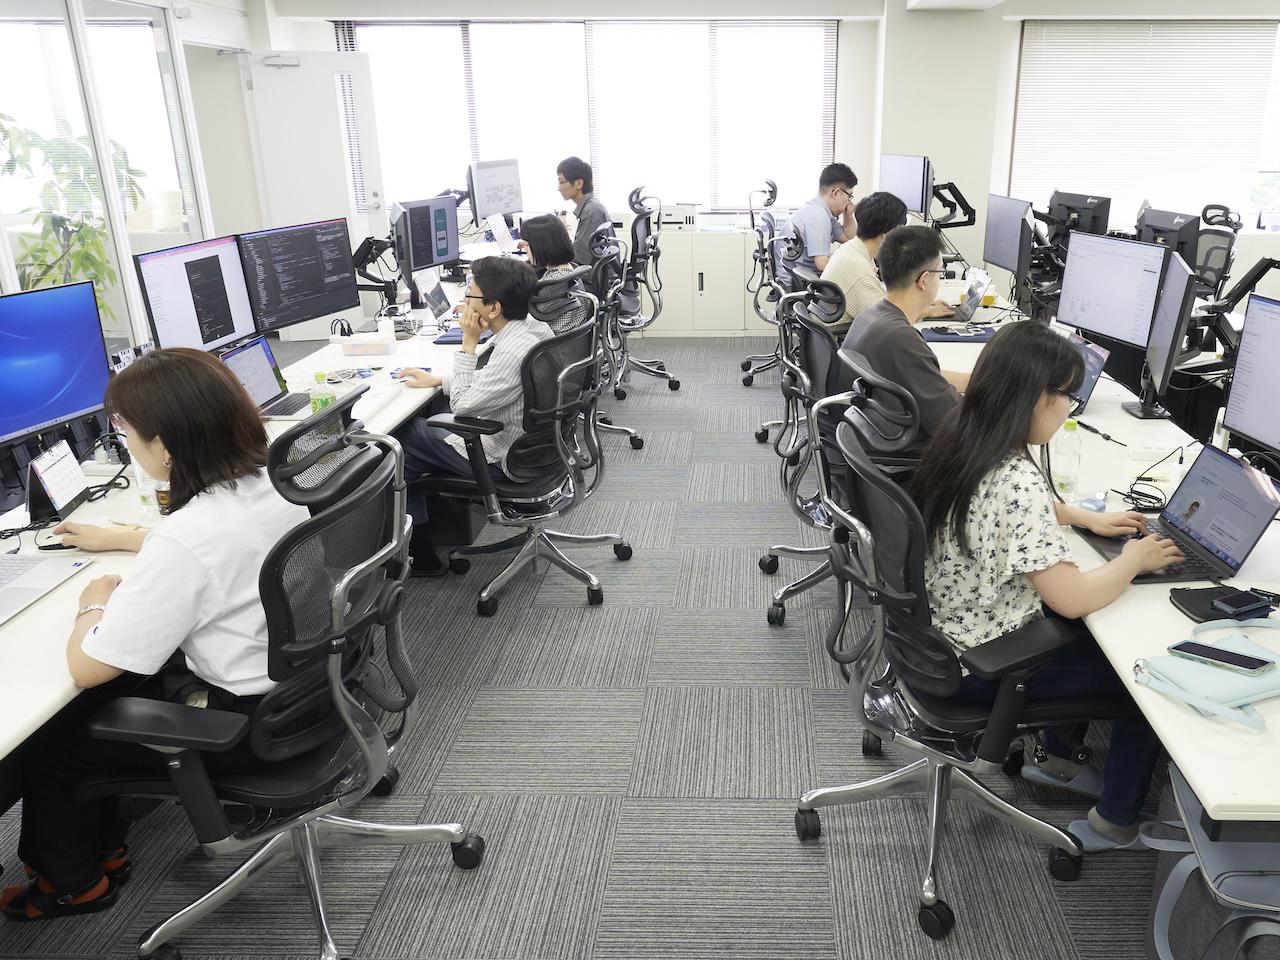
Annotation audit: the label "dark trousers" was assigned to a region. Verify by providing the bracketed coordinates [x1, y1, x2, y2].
[954, 620, 1161, 827]
[17, 672, 259, 894]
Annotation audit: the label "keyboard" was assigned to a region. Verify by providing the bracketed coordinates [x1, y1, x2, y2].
[264, 392, 311, 417]
[0, 555, 43, 588]
[1137, 519, 1220, 580]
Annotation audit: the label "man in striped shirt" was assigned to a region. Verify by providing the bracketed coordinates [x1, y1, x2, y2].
[397, 256, 553, 575]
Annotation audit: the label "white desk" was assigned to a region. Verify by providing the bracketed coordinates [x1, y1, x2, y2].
[932, 333, 1280, 823]
[0, 307, 475, 761]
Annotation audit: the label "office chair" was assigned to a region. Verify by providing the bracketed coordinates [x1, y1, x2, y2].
[586, 232, 645, 450]
[1194, 204, 1243, 300]
[73, 390, 485, 960]
[741, 210, 785, 387]
[529, 262, 591, 336]
[413, 321, 632, 615]
[751, 223, 808, 445]
[795, 402, 1136, 940]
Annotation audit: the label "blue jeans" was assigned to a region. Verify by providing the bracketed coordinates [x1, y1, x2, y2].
[954, 622, 1160, 827]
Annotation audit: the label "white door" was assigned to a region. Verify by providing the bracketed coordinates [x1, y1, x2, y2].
[241, 52, 387, 339]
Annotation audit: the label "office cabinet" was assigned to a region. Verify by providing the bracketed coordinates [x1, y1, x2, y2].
[645, 230, 694, 335]
[691, 231, 749, 332]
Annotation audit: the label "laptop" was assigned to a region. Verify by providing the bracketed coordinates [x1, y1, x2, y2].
[939, 271, 992, 323]
[0, 555, 94, 627]
[1076, 445, 1280, 583]
[219, 336, 313, 419]
[1066, 332, 1110, 415]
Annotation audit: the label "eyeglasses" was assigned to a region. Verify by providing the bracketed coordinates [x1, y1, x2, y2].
[1052, 387, 1084, 407]
[916, 269, 948, 282]
[463, 294, 488, 305]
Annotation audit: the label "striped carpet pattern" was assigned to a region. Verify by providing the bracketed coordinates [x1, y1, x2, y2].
[0, 336, 1163, 960]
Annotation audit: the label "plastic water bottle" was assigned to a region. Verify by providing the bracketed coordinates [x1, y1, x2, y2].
[1052, 419, 1082, 501]
[310, 371, 337, 413]
[134, 460, 159, 515]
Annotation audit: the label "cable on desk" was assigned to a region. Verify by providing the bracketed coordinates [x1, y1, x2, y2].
[85, 463, 131, 503]
[1074, 419, 1126, 446]
[1111, 444, 1193, 512]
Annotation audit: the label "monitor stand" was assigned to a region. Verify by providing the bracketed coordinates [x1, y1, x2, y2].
[1122, 380, 1170, 420]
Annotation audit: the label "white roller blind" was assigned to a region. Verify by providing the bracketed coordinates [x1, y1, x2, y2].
[1010, 20, 1280, 226]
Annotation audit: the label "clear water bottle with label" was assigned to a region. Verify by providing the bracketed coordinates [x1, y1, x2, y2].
[310, 371, 337, 413]
[1051, 419, 1082, 501]
[134, 461, 159, 515]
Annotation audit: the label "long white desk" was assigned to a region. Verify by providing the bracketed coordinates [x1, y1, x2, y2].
[931, 332, 1280, 824]
[0, 309, 472, 761]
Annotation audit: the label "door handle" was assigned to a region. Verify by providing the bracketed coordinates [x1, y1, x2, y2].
[698, 272, 704, 292]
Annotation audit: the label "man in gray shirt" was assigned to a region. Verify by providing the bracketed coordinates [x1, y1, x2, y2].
[841, 225, 970, 450]
[557, 156, 611, 266]
[778, 162, 858, 287]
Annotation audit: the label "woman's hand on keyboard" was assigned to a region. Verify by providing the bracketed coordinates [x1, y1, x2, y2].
[1081, 510, 1146, 538]
[1122, 534, 1184, 573]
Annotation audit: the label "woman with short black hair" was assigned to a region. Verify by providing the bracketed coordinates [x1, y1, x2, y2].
[1, 348, 308, 922]
[520, 214, 587, 334]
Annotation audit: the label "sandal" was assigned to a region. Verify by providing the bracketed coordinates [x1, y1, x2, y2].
[22, 846, 131, 884]
[1, 874, 119, 922]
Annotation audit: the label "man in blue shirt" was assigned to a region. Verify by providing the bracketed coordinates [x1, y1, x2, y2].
[779, 162, 858, 286]
[556, 156, 611, 266]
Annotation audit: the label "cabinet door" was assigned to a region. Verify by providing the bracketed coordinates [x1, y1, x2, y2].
[692, 232, 748, 332]
[645, 230, 694, 334]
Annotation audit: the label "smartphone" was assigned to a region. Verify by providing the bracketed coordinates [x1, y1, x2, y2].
[1167, 639, 1275, 675]
[1210, 590, 1274, 618]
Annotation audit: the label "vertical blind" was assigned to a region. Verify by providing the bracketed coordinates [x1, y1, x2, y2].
[335, 19, 838, 213]
[1010, 20, 1280, 227]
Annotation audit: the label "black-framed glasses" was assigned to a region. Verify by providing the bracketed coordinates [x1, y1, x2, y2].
[463, 294, 487, 303]
[1052, 387, 1084, 407]
[917, 269, 948, 282]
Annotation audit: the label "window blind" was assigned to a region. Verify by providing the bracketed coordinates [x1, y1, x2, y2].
[1010, 20, 1280, 227]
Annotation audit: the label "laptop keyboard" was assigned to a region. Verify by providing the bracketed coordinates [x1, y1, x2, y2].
[265, 392, 311, 417]
[1139, 519, 1219, 580]
[0, 555, 42, 588]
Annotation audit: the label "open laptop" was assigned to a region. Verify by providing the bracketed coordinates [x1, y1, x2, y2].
[938, 271, 992, 322]
[1076, 445, 1280, 583]
[1067, 332, 1110, 415]
[219, 336, 312, 420]
[0, 555, 94, 627]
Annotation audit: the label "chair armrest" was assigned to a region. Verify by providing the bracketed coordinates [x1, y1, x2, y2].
[960, 617, 1078, 681]
[88, 697, 249, 753]
[425, 413, 503, 436]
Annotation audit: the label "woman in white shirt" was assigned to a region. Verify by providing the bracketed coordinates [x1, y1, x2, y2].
[909, 323, 1183, 851]
[1, 349, 307, 922]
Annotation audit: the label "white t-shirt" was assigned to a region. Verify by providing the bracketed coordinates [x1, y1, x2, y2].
[82, 472, 310, 696]
[924, 453, 1073, 655]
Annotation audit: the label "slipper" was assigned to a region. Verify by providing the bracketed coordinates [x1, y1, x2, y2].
[22, 847, 132, 885]
[1066, 817, 1148, 853]
[1, 874, 118, 922]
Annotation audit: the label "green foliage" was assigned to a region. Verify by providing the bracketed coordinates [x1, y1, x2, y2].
[0, 112, 144, 323]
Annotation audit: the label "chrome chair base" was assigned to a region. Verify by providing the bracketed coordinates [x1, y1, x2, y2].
[759, 546, 833, 626]
[740, 345, 782, 383]
[797, 757, 1082, 937]
[138, 815, 477, 960]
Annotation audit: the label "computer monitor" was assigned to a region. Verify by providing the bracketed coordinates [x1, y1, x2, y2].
[1224, 293, 1280, 455]
[390, 197, 460, 274]
[1122, 253, 1197, 420]
[1136, 208, 1200, 269]
[134, 235, 257, 352]
[0, 282, 111, 445]
[983, 193, 1032, 277]
[1047, 191, 1111, 247]
[879, 154, 933, 216]
[1056, 232, 1166, 348]
[468, 159, 523, 222]
[237, 218, 361, 334]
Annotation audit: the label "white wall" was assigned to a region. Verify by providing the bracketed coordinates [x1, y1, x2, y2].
[833, 19, 881, 194]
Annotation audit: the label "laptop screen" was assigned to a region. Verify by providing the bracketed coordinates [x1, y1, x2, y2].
[1067, 333, 1110, 412]
[953, 271, 990, 322]
[220, 336, 288, 408]
[1160, 445, 1280, 572]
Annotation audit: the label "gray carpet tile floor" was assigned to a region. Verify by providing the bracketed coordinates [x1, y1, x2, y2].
[0, 335, 1166, 960]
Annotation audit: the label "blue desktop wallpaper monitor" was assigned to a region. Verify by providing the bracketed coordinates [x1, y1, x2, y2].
[0, 282, 111, 445]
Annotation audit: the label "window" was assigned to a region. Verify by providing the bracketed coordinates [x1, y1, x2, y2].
[338, 19, 837, 213]
[1010, 20, 1280, 230]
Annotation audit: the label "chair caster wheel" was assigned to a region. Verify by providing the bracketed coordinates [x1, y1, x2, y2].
[667, 379, 680, 390]
[629, 435, 644, 450]
[151, 946, 183, 960]
[918, 900, 955, 940]
[861, 731, 882, 757]
[742, 374, 754, 387]
[587, 586, 604, 606]
[614, 543, 633, 561]
[451, 834, 485, 870]
[758, 554, 779, 574]
[767, 603, 786, 626]
[787, 452, 801, 467]
[449, 557, 471, 575]
[794, 808, 821, 841]
[754, 428, 769, 443]
[599, 415, 613, 425]
[740, 359, 752, 371]
[1048, 842, 1083, 882]
[371, 765, 400, 796]
[476, 596, 498, 617]
[614, 388, 627, 401]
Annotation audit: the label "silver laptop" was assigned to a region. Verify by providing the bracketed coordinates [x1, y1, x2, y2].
[219, 336, 313, 420]
[0, 555, 95, 627]
[938, 271, 991, 322]
[1077, 445, 1280, 583]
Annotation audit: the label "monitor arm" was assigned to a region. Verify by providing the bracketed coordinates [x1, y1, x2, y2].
[1190, 256, 1280, 359]
[352, 235, 400, 306]
[928, 182, 975, 230]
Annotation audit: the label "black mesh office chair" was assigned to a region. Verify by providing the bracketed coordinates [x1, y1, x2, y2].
[741, 210, 785, 387]
[587, 234, 645, 450]
[74, 390, 485, 960]
[529, 262, 591, 336]
[795, 409, 1135, 940]
[413, 322, 632, 616]
[1194, 203, 1243, 299]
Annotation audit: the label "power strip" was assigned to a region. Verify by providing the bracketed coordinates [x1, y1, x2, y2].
[81, 459, 127, 478]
